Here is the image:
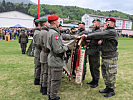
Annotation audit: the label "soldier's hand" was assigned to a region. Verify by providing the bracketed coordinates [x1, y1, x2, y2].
[86, 40, 90, 42]
[81, 34, 87, 39]
[75, 35, 80, 40]
[98, 40, 102, 45]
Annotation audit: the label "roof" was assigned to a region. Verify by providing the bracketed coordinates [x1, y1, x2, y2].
[0, 11, 34, 20]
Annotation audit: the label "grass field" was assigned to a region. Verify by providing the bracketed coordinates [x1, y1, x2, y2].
[0, 38, 133, 100]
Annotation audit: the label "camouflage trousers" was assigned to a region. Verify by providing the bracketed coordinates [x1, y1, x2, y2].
[40, 63, 48, 87]
[47, 66, 63, 99]
[101, 57, 118, 89]
[34, 57, 41, 80]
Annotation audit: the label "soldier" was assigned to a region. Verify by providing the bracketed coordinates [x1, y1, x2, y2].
[18, 29, 28, 54]
[72, 22, 88, 79]
[33, 19, 41, 85]
[70, 26, 77, 35]
[81, 17, 118, 97]
[39, 17, 49, 95]
[47, 14, 77, 100]
[86, 19, 102, 88]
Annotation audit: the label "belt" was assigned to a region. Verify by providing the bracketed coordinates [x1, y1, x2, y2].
[102, 51, 116, 55]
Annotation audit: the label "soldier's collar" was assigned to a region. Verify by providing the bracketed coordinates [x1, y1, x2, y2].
[50, 25, 59, 33]
[41, 26, 49, 31]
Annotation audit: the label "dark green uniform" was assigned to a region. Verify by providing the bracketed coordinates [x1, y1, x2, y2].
[19, 31, 28, 54]
[33, 28, 41, 85]
[86, 27, 118, 91]
[47, 25, 75, 99]
[87, 27, 101, 86]
[39, 26, 49, 94]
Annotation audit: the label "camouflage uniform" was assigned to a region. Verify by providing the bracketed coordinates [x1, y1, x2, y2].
[47, 25, 75, 99]
[86, 27, 118, 91]
[19, 31, 28, 54]
[33, 28, 41, 84]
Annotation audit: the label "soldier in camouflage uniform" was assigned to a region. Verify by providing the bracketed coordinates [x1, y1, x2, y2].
[39, 17, 49, 95]
[33, 19, 41, 85]
[47, 14, 77, 100]
[82, 17, 118, 97]
[18, 29, 28, 54]
[86, 19, 102, 88]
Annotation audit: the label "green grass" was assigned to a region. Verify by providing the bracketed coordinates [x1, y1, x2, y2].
[0, 37, 133, 100]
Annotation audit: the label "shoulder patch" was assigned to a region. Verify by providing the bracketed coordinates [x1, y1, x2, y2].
[55, 36, 59, 40]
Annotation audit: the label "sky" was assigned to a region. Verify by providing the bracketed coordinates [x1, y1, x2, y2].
[31, 0, 133, 15]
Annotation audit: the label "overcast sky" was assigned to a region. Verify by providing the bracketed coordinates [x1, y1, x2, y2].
[31, 0, 133, 15]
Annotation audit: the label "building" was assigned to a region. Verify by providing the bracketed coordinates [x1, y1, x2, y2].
[82, 14, 132, 31]
[0, 11, 34, 28]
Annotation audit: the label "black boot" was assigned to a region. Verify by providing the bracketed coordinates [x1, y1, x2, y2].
[86, 80, 94, 85]
[40, 85, 43, 93]
[49, 96, 60, 100]
[90, 80, 98, 88]
[99, 86, 109, 93]
[104, 88, 115, 97]
[42, 87, 47, 95]
[34, 79, 40, 85]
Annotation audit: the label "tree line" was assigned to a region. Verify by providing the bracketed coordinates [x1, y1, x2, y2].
[0, 0, 133, 22]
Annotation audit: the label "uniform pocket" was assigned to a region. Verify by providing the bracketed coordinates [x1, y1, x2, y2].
[52, 68, 62, 80]
[108, 64, 117, 74]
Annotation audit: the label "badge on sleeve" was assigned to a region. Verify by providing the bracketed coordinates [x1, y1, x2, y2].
[55, 36, 59, 40]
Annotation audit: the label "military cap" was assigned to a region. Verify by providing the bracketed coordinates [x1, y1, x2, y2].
[78, 21, 85, 25]
[71, 26, 76, 30]
[92, 19, 101, 23]
[92, 19, 96, 23]
[106, 17, 116, 23]
[39, 17, 48, 22]
[48, 14, 59, 21]
[59, 23, 62, 27]
[35, 19, 40, 23]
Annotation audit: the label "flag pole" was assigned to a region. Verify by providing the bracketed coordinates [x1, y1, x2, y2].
[38, 0, 40, 19]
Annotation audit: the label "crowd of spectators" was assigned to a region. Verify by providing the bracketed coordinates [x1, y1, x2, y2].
[0, 27, 34, 40]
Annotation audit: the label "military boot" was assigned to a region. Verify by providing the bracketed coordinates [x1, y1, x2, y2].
[90, 80, 98, 88]
[86, 80, 94, 85]
[34, 79, 40, 85]
[40, 85, 43, 93]
[104, 88, 115, 97]
[48, 96, 60, 100]
[42, 87, 47, 95]
[99, 86, 109, 93]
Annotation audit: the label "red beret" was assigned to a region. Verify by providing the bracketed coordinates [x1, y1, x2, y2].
[106, 17, 116, 23]
[48, 14, 59, 21]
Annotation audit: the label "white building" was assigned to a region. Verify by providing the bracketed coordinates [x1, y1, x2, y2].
[82, 14, 132, 31]
[0, 11, 34, 28]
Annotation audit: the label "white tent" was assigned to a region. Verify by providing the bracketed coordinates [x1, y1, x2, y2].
[0, 11, 34, 28]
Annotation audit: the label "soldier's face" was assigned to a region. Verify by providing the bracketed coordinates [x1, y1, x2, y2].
[106, 21, 115, 27]
[78, 24, 85, 29]
[45, 21, 50, 28]
[93, 21, 97, 28]
[93, 21, 100, 28]
[71, 28, 76, 33]
[55, 20, 59, 28]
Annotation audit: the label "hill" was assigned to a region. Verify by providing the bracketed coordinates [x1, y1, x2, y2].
[0, 0, 35, 4]
[0, 0, 133, 22]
